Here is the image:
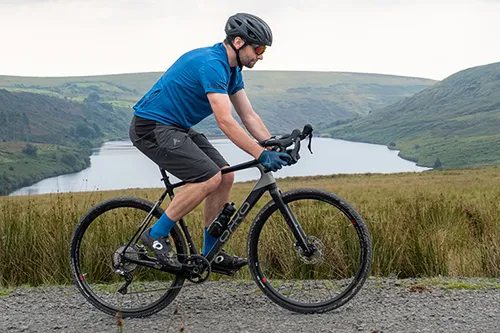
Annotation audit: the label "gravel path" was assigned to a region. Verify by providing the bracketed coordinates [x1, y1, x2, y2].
[1, 278, 499, 333]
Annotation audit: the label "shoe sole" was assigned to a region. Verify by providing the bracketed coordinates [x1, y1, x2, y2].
[210, 266, 237, 276]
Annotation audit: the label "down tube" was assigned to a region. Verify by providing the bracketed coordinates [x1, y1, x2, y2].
[205, 183, 276, 262]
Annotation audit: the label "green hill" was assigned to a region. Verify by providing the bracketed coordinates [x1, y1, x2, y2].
[0, 70, 435, 195]
[0, 89, 131, 195]
[0, 71, 436, 134]
[0, 89, 130, 143]
[329, 62, 500, 169]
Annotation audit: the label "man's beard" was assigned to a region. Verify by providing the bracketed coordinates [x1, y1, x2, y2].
[243, 59, 256, 68]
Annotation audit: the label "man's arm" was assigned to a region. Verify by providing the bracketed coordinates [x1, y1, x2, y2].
[229, 89, 272, 142]
[207, 92, 264, 160]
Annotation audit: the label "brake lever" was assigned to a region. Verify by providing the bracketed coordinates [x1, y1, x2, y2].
[288, 137, 301, 163]
[307, 133, 313, 154]
[259, 136, 276, 146]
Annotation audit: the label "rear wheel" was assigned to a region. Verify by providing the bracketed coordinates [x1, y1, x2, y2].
[248, 189, 372, 313]
[69, 196, 187, 318]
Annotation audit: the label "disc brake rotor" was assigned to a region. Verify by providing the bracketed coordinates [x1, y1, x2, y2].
[113, 243, 143, 273]
[296, 236, 325, 264]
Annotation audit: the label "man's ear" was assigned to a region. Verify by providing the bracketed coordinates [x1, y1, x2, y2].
[234, 37, 245, 49]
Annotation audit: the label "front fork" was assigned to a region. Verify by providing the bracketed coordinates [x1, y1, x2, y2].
[269, 188, 315, 256]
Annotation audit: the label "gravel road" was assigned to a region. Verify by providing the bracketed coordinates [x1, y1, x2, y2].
[1, 278, 499, 333]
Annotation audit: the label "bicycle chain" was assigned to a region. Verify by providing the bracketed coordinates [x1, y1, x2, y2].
[123, 276, 212, 295]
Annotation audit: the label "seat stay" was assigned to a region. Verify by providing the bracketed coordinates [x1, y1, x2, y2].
[120, 188, 170, 256]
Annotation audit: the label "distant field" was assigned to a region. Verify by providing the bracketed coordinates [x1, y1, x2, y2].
[0, 71, 437, 134]
[0, 71, 436, 95]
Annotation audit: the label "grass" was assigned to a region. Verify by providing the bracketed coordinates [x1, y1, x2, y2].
[403, 277, 500, 291]
[0, 289, 12, 297]
[1, 167, 500, 287]
[444, 282, 483, 290]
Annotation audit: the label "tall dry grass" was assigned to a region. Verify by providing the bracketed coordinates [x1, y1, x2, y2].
[1, 167, 499, 287]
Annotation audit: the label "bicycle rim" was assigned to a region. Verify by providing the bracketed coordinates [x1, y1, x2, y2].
[69, 197, 186, 318]
[248, 189, 372, 313]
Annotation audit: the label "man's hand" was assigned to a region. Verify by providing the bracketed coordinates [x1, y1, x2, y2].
[257, 150, 292, 172]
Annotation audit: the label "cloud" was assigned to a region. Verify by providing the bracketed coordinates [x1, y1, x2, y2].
[0, 0, 499, 79]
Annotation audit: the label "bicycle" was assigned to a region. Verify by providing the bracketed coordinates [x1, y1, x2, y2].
[69, 124, 372, 318]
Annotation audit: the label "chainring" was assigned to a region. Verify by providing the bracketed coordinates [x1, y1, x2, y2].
[185, 255, 211, 284]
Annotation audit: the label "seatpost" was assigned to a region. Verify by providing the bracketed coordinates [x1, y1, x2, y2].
[159, 168, 175, 198]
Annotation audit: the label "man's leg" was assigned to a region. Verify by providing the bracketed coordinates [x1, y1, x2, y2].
[203, 167, 234, 227]
[140, 172, 222, 268]
[149, 168, 222, 239]
[202, 168, 234, 255]
[200, 168, 247, 271]
[130, 118, 225, 267]
[166, 172, 222, 222]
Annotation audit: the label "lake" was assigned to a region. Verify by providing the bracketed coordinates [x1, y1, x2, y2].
[10, 138, 430, 196]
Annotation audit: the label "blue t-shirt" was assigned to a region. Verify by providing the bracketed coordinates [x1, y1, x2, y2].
[133, 43, 244, 128]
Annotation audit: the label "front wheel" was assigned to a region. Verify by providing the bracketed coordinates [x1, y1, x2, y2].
[248, 188, 372, 314]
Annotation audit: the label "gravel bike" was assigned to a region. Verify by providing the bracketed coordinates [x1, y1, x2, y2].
[69, 124, 372, 318]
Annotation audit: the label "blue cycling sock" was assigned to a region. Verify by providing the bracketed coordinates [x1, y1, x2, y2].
[149, 213, 176, 239]
[202, 228, 217, 256]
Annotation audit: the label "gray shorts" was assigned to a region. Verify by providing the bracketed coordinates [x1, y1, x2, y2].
[129, 116, 228, 183]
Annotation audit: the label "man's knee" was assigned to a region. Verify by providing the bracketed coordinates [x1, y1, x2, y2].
[220, 167, 234, 189]
[204, 171, 223, 193]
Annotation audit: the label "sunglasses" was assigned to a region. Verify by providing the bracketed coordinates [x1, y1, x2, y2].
[251, 44, 267, 56]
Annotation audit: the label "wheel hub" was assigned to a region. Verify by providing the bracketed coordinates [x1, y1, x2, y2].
[113, 243, 143, 273]
[296, 236, 325, 264]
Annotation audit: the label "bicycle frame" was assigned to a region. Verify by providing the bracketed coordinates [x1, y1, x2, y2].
[206, 164, 312, 262]
[126, 159, 313, 267]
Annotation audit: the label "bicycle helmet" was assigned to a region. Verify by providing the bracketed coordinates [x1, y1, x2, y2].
[225, 13, 273, 71]
[225, 13, 273, 46]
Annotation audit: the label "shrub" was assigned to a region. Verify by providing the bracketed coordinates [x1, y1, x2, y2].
[434, 158, 442, 169]
[22, 143, 37, 156]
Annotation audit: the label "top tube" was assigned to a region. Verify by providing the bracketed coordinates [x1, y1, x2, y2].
[160, 159, 260, 190]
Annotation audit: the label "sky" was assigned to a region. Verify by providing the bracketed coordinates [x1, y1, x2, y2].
[1, 0, 499, 80]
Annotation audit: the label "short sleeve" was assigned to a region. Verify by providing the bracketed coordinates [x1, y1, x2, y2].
[229, 69, 245, 95]
[199, 61, 229, 94]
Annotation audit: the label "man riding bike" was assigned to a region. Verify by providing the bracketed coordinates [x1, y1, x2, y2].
[129, 13, 291, 273]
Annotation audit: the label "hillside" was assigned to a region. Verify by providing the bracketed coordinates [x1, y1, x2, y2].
[0, 89, 131, 195]
[0, 89, 130, 143]
[0, 70, 436, 195]
[329, 62, 500, 169]
[0, 71, 436, 135]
